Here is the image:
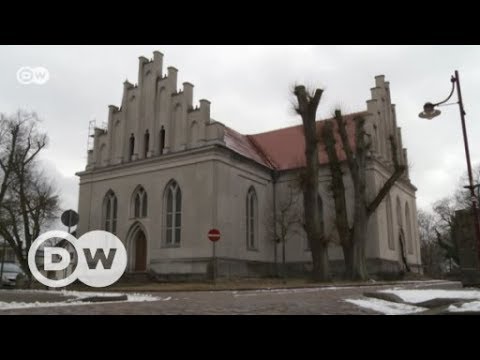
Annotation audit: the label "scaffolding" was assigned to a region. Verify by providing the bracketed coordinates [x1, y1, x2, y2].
[87, 119, 96, 152]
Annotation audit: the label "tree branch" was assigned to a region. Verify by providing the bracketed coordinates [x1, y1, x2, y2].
[367, 135, 406, 216]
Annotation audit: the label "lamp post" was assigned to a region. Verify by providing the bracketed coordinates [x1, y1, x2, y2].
[419, 70, 480, 262]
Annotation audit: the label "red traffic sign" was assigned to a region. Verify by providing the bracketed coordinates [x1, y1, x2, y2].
[208, 229, 221, 242]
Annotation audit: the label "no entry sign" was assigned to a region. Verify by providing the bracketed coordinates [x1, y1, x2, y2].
[208, 229, 221, 242]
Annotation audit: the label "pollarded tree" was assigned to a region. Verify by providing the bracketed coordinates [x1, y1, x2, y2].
[293, 86, 330, 282]
[321, 110, 405, 280]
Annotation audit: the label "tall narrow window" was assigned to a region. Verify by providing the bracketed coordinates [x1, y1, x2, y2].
[103, 191, 117, 235]
[129, 134, 135, 160]
[246, 187, 258, 250]
[318, 194, 324, 237]
[144, 130, 150, 158]
[134, 193, 141, 218]
[405, 202, 413, 254]
[132, 186, 148, 218]
[386, 194, 394, 250]
[396, 197, 403, 230]
[165, 181, 182, 246]
[112, 196, 117, 234]
[160, 126, 165, 155]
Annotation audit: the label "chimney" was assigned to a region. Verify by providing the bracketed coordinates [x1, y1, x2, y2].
[375, 75, 386, 87]
[153, 51, 164, 77]
[168, 67, 178, 92]
[199, 99, 211, 123]
[138, 56, 149, 87]
[183, 82, 194, 108]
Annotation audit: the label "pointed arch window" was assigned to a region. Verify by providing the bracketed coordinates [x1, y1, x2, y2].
[144, 130, 150, 158]
[164, 181, 182, 246]
[129, 133, 135, 160]
[103, 190, 118, 235]
[132, 186, 148, 218]
[246, 187, 258, 250]
[386, 194, 394, 250]
[405, 202, 413, 254]
[160, 126, 165, 155]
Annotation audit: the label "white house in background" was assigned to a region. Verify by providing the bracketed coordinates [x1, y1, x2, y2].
[76, 51, 422, 279]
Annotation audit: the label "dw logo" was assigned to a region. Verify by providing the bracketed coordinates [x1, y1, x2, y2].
[16, 66, 50, 85]
[28, 230, 127, 288]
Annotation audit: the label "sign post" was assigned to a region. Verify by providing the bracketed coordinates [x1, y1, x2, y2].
[61, 210, 79, 234]
[208, 229, 221, 284]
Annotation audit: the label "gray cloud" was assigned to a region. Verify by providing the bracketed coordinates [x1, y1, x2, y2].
[1, 45, 478, 213]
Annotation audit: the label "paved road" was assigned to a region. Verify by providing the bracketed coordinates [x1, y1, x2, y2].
[0, 280, 461, 315]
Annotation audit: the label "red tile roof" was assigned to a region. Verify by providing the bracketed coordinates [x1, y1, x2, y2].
[224, 111, 368, 171]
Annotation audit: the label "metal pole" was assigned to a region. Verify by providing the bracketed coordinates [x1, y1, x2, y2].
[282, 238, 286, 284]
[0, 240, 6, 286]
[212, 241, 216, 285]
[454, 70, 480, 262]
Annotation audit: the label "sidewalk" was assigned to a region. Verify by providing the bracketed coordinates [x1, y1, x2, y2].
[65, 277, 460, 293]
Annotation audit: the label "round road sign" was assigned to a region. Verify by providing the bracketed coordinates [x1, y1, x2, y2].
[208, 229, 221, 242]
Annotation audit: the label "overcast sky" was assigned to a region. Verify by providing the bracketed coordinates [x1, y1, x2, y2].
[1, 45, 479, 214]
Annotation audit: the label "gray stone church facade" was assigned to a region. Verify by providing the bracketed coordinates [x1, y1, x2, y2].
[76, 51, 422, 278]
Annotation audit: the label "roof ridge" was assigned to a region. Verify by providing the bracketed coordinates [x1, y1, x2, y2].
[246, 135, 277, 169]
[248, 110, 369, 137]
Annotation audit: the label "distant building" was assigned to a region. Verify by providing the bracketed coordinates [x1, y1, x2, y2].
[76, 51, 422, 279]
[0, 239, 17, 263]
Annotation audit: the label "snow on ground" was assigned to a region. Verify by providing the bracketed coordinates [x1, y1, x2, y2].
[231, 287, 349, 297]
[345, 298, 426, 315]
[347, 288, 480, 314]
[379, 289, 480, 304]
[448, 301, 480, 312]
[0, 290, 162, 311]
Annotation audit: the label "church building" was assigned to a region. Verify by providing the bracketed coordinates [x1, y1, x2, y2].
[76, 51, 422, 279]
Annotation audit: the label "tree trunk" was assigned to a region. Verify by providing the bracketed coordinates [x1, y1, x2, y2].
[350, 207, 369, 280]
[294, 86, 330, 282]
[311, 242, 329, 281]
[342, 243, 353, 279]
[322, 120, 352, 278]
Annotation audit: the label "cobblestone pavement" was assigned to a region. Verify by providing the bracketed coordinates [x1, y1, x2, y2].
[0, 280, 461, 315]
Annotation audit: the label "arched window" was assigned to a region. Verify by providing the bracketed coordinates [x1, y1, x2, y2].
[164, 181, 182, 246]
[159, 126, 165, 155]
[405, 202, 413, 254]
[103, 190, 117, 235]
[132, 186, 148, 218]
[318, 194, 324, 237]
[144, 130, 150, 158]
[306, 194, 324, 251]
[396, 197, 403, 230]
[129, 133, 135, 160]
[246, 187, 258, 250]
[386, 194, 394, 250]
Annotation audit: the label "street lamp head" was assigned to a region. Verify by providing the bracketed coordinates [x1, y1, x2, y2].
[419, 102, 442, 120]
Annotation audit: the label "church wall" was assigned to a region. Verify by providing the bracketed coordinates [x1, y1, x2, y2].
[78, 149, 224, 274]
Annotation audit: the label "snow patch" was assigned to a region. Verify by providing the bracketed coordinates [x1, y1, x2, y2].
[345, 298, 426, 315]
[448, 301, 480, 313]
[0, 290, 161, 311]
[380, 289, 480, 304]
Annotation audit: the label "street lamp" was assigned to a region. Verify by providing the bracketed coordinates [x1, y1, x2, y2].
[419, 70, 480, 262]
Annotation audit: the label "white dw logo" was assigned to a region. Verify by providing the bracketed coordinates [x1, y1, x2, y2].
[17, 66, 50, 85]
[28, 230, 127, 288]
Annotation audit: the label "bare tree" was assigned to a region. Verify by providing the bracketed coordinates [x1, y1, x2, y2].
[265, 184, 303, 282]
[321, 110, 405, 280]
[418, 209, 444, 277]
[293, 85, 330, 281]
[0, 111, 59, 282]
[454, 164, 480, 210]
[0, 112, 23, 208]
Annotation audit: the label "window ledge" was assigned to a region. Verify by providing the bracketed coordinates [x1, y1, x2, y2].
[162, 244, 181, 249]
